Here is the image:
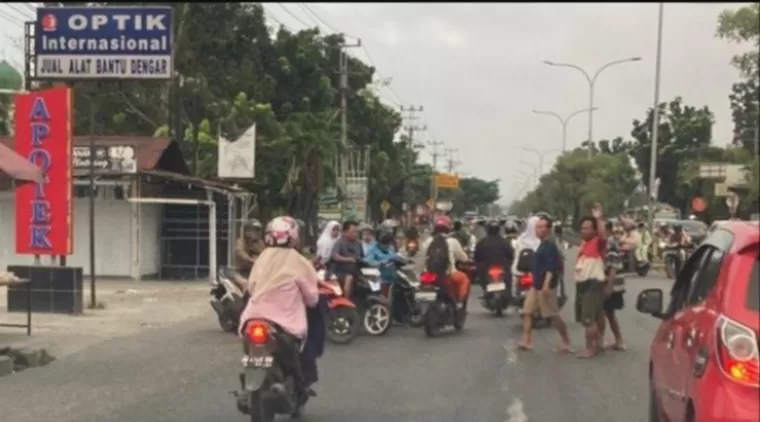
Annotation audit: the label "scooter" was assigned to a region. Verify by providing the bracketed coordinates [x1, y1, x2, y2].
[481, 266, 510, 317]
[620, 250, 651, 277]
[415, 263, 470, 337]
[353, 261, 393, 337]
[663, 243, 689, 279]
[233, 319, 312, 421]
[316, 270, 360, 345]
[388, 258, 423, 327]
[210, 267, 247, 333]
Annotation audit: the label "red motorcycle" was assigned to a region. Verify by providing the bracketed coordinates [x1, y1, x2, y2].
[314, 267, 360, 344]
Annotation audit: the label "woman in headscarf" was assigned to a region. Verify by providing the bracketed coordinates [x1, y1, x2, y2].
[511, 216, 541, 296]
[315, 220, 341, 266]
[238, 216, 321, 397]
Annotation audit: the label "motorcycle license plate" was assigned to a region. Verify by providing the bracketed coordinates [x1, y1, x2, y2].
[367, 280, 382, 292]
[415, 291, 437, 301]
[486, 282, 506, 292]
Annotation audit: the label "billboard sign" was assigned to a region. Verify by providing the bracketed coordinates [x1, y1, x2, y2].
[72, 145, 137, 173]
[14, 87, 74, 256]
[35, 6, 173, 80]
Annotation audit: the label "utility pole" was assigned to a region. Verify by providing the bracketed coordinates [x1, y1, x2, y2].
[400, 105, 426, 216]
[428, 140, 444, 207]
[338, 35, 361, 219]
[444, 148, 460, 174]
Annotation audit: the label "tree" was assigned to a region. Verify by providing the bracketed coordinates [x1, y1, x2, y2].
[448, 177, 500, 215]
[716, 3, 760, 151]
[628, 97, 713, 214]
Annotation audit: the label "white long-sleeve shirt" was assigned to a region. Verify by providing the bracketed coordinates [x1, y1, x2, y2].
[422, 235, 469, 274]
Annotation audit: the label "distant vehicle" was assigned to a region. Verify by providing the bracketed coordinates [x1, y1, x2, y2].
[636, 221, 759, 422]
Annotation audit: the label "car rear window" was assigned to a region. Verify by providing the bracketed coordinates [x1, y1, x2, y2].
[747, 257, 759, 311]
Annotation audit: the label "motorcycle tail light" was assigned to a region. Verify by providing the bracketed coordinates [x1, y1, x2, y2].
[488, 267, 504, 278]
[246, 321, 270, 345]
[407, 241, 418, 248]
[420, 272, 438, 285]
[716, 316, 759, 387]
[519, 274, 533, 288]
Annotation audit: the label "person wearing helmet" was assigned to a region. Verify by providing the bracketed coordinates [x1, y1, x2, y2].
[238, 216, 321, 399]
[473, 219, 514, 294]
[235, 219, 266, 278]
[364, 225, 399, 297]
[423, 216, 471, 307]
[359, 223, 376, 256]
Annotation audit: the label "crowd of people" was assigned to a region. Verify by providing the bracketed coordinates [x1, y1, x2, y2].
[228, 207, 683, 399]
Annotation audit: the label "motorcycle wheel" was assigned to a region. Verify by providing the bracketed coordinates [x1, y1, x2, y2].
[326, 308, 360, 344]
[362, 302, 392, 336]
[423, 306, 441, 337]
[249, 391, 275, 422]
[636, 263, 650, 277]
[218, 316, 237, 333]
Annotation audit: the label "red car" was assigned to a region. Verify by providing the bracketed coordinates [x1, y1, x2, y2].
[636, 221, 759, 422]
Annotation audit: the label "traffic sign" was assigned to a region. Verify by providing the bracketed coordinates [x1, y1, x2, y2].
[380, 200, 391, 215]
[435, 173, 459, 189]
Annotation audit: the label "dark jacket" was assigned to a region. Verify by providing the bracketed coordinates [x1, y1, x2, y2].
[473, 234, 514, 284]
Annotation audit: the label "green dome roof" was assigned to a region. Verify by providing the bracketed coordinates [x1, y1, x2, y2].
[0, 60, 23, 91]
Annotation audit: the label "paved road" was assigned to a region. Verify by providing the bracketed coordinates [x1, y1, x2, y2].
[1, 271, 673, 422]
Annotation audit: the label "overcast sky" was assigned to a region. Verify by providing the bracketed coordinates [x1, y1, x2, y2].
[0, 3, 752, 204]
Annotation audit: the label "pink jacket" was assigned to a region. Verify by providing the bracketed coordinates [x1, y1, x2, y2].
[238, 278, 319, 339]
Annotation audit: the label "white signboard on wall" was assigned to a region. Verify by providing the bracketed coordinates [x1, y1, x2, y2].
[218, 124, 256, 179]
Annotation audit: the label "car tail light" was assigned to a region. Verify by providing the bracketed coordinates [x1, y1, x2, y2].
[716, 316, 759, 387]
[488, 267, 504, 279]
[246, 321, 270, 345]
[420, 272, 438, 285]
[519, 274, 533, 288]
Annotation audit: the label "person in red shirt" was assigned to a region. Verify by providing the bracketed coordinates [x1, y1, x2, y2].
[574, 204, 607, 358]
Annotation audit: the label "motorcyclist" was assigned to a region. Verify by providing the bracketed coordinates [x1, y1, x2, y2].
[452, 220, 471, 249]
[238, 216, 320, 396]
[364, 225, 399, 297]
[473, 219, 514, 295]
[668, 223, 691, 246]
[504, 220, 520, 239]
[359, 223, 376, 256]
[423, 216, 472, 308]
[235, 219, 266, 278]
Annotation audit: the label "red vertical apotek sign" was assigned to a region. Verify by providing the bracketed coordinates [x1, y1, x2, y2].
[14, 87, 73, 256]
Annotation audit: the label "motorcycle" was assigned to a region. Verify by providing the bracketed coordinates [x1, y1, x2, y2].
[354, 260, 393, 337]
[388, 258, 424, 327]
[234, 319, 312, 421]
[316, 270, 360, 345]
[481, 266, 510, 317]
[414, 263, 470, 337]
[663, 243, 689, 279]
[210, 267, 247, 333]
[619, 250, 650, 277]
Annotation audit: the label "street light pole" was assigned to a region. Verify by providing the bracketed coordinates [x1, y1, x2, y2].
[544, 56, 642, 156]
[648, 3, 664, 251]
[521, 147, 561, 183]
[532, 107, 597, 152]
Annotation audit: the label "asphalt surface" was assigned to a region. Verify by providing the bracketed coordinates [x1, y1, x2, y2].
[0, 259, 673, 422]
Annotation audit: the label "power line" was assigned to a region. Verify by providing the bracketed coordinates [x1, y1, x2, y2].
[299, 3, 338, 33]
[277, 3, 310, 29]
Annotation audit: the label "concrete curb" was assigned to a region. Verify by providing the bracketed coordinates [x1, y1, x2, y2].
[0, 346, 56, 377]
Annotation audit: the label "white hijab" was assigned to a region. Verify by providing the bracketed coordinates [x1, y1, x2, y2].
[316, 220, 340, 264]
[517, 216, 541, 252]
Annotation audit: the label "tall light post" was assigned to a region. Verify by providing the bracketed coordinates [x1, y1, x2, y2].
[544, 56, 642, 156]
[519, 160, 539, 185]
[521, 147, 561, 183]
[532, 107, 598, 152]
[648, 3, 664, 258]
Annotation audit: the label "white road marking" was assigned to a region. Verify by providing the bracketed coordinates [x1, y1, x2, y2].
[503, 340, 518, 365]
[506, 398, 529, 422]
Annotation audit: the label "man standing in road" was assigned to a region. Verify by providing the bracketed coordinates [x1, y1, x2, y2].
[517, 214, 572, 353]
[575, 205, 608, 359]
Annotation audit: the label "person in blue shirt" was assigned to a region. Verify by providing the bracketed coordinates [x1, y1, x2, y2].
[360, 223, 376, 256]
[364, 225, 398, 297]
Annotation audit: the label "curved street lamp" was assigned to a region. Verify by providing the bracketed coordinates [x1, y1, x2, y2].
[532, 107, 598, 152]
[544, 57, 642, 155]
